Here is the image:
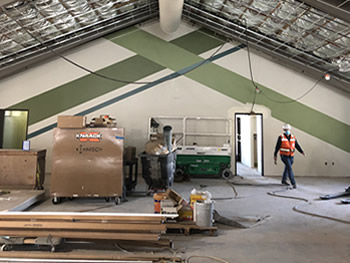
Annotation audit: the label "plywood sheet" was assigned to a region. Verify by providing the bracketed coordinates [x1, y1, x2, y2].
[0, 190, 45, 212]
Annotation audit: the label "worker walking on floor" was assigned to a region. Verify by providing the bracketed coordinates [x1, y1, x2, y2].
[274, 123, 305, 189]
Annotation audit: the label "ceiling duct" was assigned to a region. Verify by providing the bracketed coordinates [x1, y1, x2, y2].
[159, 0, 184, 33]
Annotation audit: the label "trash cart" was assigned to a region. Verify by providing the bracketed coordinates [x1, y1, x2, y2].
[140, 152, 176, 190]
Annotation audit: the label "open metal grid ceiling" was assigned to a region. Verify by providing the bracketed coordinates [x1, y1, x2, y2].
[182, 0, 350, 91]
[0, 0, 159, 78]
[0, 0, 349, 91]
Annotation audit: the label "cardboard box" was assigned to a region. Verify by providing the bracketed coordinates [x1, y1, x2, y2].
[90, 115, 117, 127]
[57, 116, 86, 128]
[0, 149, 46, 189]
[178, 205, 193, 221]
[50, 127, 124, 198]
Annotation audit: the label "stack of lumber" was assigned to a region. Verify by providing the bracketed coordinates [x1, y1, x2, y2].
[0, 212, 172, 242]
[0, 251, 182, 262]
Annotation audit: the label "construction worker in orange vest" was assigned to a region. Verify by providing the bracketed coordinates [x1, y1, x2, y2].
[274, 124, 305, 188]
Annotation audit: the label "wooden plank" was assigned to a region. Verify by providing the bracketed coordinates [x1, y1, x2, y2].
[0, 229, 160, 241]
[0, 212, 171, 222]
[0, 251, 182, 261]
[0, 221, 166, 232]
[0, 190, 45, 212]
[69, 238, 173, 248]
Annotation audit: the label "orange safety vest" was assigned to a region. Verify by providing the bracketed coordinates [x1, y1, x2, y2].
[280, 134, 296, 156]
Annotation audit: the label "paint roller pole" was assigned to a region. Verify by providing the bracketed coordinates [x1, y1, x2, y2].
[159, 0, 184, 33]
[163, 125, 173, 152]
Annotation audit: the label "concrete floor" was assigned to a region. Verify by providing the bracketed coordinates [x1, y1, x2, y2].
[28, 174, 350, 263]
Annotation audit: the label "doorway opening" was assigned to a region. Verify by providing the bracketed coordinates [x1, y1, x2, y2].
[235, 113, 263, 177]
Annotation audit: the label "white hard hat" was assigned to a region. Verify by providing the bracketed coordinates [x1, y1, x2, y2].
[283, 123, 291, 130]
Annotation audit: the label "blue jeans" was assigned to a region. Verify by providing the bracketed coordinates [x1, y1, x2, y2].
[281, 155, 296, 186]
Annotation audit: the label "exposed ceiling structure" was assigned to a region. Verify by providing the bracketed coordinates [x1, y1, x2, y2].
[0, 0, 349, 92]
[182, 0, 350, 92]
[0, 0, 159, 78]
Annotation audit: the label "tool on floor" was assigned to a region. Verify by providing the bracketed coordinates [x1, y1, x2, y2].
[341, 199, 350, 204]
[319, 186, 350, 200]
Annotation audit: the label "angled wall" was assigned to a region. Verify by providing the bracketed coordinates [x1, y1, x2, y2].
[0, 20, 349, 177]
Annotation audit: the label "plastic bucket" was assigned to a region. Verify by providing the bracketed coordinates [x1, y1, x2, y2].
[153, 193, 166, 213]
[190, 193, 207, 208]
[194, 201, 214, 227]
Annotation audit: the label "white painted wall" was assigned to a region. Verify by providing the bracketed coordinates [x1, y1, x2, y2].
[0, 39, 135, 107]
[200, 42, 350, 124]
[228, 104, 350, 177]
[27, 70, 241, 172]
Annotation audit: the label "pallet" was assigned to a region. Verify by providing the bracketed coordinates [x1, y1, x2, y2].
[166, 221, 218, 236]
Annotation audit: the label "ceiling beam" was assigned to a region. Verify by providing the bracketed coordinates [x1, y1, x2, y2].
[302, 0, 350, 24]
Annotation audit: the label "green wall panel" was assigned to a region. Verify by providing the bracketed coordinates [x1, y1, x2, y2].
[10, 55, 164, 125]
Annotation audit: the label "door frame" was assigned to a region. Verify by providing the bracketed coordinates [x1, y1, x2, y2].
[234, 112, 264, 176]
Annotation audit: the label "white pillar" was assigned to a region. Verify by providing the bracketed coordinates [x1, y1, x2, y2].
[159, 0, 184, 33]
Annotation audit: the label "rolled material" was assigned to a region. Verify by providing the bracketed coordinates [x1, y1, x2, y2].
[163, 125, 173, 152]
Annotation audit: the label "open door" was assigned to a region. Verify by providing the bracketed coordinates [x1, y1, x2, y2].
[235, 113, 263, 176]
[0, 109, 29, 149]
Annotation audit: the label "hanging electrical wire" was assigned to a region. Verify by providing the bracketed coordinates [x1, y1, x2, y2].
[3, 5, 226, 86]
[260, 74, 324, 104]
[241, 18, 337, 106]
[242, 18, 260, 113]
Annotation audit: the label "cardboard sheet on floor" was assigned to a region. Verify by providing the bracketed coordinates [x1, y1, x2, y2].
[0, 190, 45, 212]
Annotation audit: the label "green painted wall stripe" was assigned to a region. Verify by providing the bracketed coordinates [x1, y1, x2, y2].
[27, 44, 245, 139]
[170, 30, 224, 55]
[10, 55, 164, 125]
[112, 30, 350, 153]
[9, 28, 225, 127]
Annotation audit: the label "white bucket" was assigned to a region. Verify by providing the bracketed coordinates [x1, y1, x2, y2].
[194, 201, 214, 227]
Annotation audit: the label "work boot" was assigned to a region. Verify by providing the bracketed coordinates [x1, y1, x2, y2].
[293, 184, 297, 189]
[282, 181, 290, 186]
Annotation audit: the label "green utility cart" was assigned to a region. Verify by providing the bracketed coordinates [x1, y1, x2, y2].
[148, 116, 233, 180]
[175, 146, 232, 179]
